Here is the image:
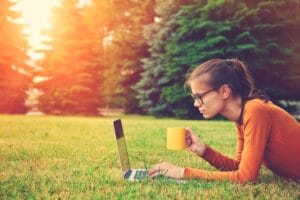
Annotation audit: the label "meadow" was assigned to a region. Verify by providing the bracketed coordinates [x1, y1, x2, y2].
[0, 114, 299, 199]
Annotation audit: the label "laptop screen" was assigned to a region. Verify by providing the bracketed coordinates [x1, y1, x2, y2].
[113, 119, 130, 173]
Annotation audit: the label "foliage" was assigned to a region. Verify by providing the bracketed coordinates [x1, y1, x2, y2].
[235, 0, 300, 101]
[136, 0, 300, 118]
[0, 0, 31, 113]
[0, 115, 299, 199]
[34, 0, 155, 115]
[135, 0, 202, 118]
[105, 0, 155, 113]
[134, 9, 176, 117]
[2, 0, 299, 117]
[82, 0, 124, 110]
[35, 0, 101, 115]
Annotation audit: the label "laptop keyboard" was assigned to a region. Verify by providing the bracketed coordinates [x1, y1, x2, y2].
[134, 170, 148, 179]
[124, 169, 148, 180]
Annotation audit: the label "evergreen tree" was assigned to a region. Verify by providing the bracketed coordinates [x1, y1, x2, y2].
[0, 0, 30, 113]
[134, 0, 191, 117]
[85, 0, 128, 111]
[238, 0, 300, 101]
[105, 0, 155, 113]
[36, 0, 100, 115]
[136, 0, 210, 118]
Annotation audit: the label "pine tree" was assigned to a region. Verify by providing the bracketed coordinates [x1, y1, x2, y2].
[104, 0, 155, 113]
[36, 0, 100, 115]
[0, 0, 31, 113]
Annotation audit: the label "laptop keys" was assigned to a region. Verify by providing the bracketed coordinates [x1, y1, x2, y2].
[124, 169, 132, 179]
[134, 170, 148, 179]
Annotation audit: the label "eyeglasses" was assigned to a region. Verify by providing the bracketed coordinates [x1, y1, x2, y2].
[191, 88, 216, 105]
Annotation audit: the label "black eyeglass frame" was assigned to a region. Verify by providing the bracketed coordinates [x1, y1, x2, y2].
[190, 88, 217, 105]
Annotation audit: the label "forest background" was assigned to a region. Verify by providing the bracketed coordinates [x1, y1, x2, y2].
[1, 0, 300, 119]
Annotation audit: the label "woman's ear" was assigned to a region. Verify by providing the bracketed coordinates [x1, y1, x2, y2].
[219, 84, 232, 99]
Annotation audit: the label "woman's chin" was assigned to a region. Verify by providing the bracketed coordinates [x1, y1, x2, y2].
[201, 113, 216, 119]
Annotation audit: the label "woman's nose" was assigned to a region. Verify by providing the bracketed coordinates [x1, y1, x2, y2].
[194, 100, 201, 107]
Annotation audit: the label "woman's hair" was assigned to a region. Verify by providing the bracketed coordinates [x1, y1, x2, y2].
[185, 58, 269, 102]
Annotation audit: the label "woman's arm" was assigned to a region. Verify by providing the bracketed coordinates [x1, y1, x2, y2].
[184, 104, 271, 184]
[186, 128, 242, 171]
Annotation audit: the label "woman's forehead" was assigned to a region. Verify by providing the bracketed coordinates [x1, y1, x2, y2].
[191, 73, 211, 84]
[190, 75, 212, 92]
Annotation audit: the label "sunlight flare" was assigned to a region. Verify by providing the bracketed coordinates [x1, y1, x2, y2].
[11, 0, 60, 60]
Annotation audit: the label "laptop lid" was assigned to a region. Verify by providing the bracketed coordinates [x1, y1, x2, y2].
[113, 119, 131, 174]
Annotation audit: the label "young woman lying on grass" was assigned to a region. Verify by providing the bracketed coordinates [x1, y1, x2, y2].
[149, 58, 300, 184]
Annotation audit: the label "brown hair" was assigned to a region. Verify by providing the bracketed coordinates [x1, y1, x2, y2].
[185, 58, 269, 102]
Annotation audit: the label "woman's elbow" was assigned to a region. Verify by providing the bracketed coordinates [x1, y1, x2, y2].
[237, 173, 258, 185]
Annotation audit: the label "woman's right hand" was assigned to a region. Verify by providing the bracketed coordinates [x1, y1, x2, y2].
[185, 128, 206, 156]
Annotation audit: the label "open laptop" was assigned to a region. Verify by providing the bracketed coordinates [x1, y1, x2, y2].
[113, 119, 148, 181]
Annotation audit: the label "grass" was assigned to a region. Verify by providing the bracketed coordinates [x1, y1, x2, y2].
[0, 114, 299, 199]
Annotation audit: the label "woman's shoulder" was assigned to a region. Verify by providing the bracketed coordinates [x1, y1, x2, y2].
[243, 98, 294, 120]
[242, 99, 274, 121]
[244, 98, 270, 111]
[238, 99, 273, 129]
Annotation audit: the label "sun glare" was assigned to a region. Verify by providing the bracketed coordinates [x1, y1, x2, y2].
[11, 0, 92, 61]
[11, 0, 60, 61]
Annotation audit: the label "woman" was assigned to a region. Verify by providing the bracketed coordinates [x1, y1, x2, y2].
[149, 58, 300, 184]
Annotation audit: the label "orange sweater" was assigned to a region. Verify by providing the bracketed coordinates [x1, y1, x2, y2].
[183, 99, 300, 184]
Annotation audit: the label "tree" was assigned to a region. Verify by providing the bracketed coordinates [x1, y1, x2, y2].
[83, 0, 128, 111]
[134, 0, 201, 117]
[35, 0, 156, 115]
[104, 0, 155, 113]
[238, 0, 300, 102]
[0, 0, 31, 113]
[35, 0, 100, 115]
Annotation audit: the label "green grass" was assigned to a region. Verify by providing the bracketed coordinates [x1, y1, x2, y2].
[0, 114, 299, 199]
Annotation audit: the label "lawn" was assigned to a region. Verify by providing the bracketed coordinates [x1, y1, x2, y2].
[0, 114, 299, 199]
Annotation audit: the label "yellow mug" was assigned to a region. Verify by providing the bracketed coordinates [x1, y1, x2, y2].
[167, 128, 186, 150]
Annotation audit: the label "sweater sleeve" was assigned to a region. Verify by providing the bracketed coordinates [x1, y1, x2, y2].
[183, 101, 271, 184]
[200, 145, 240, 171]
[199, 126, 243, 171]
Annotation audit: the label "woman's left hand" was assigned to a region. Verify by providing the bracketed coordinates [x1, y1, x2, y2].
[148, 162, 185, 179]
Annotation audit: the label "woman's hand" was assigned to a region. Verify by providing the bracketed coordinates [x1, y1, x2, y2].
[148, 129, 206, 179]
[148, 162, 185, 179]
[185, 128, 206, 156]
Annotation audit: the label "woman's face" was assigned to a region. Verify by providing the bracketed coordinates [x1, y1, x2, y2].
[189, 76, 224, 119]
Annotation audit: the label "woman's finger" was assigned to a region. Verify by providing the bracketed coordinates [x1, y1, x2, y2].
[185, 131, 192, 147]
[149, 165, 167, 178]
[148, 164, 160, 175]
[149, 171, 162, 178]
[149, 163, 165, 174]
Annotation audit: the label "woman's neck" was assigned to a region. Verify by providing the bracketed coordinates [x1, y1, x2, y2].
[221, 96, 243, 122]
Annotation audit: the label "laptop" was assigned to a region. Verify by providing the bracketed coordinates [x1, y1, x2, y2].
[113, 119, 148, 181]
